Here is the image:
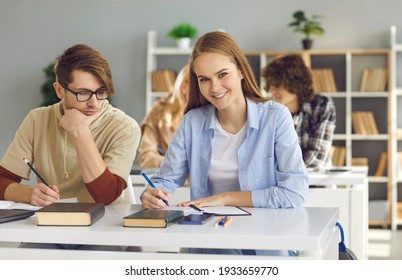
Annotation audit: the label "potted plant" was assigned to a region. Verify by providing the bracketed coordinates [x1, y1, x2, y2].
[167, 23, 197, 49]
[288, 10, 325, 50]
[40, 62, 60, 106]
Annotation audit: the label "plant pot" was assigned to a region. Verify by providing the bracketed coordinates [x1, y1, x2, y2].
[302, 39, 313, 50]
[176, 37, 191, 50]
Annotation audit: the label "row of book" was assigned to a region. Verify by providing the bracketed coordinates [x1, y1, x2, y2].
[311, 69, 337, 93]
[309, 67, 388, 93]
[330, 146, 388, 177]
[351, 111, 379, 135]
[151, 67, 387, 94]
[151, 69, 177, 92]
[331, 146, 346, 166]
[360, 68, 388, 92]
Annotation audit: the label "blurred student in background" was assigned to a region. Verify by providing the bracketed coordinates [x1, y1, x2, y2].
[261, 54, 336, 171]
[138, 64, 189, 169]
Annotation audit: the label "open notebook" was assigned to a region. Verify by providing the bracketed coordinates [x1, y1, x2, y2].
[161, 205, 251, 216]
[0, 197, 79, 211]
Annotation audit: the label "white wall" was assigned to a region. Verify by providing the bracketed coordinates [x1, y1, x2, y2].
[1, 0, 402, 156]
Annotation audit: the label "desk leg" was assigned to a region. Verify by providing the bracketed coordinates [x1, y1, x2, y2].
[323, 227, 339, 260]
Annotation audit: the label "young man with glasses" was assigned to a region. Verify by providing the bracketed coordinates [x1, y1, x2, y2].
[0, 44, 141, 206]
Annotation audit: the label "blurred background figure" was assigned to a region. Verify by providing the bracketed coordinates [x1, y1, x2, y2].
[138, 64, 190, 169]
[261, 54, 336, 171]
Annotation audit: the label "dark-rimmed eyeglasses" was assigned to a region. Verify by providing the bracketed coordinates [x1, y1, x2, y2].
[59, 82, 108, 102]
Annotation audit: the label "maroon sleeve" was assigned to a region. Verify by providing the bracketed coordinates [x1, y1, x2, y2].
[85, 168, 126, 205]
[0, 165, 22, 200]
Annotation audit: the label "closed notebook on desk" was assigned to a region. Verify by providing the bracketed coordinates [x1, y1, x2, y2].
[123, 209, 184, 228]
[0, 209, 35, 224]
[36, 203, 105, 226]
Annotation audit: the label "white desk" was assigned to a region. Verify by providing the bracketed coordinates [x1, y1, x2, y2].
[307, 167, 368, 260]
[131, 166, 368, 260]
[0, 205, 339, 260]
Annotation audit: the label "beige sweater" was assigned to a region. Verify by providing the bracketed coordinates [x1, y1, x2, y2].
[0, 100, 140, 203]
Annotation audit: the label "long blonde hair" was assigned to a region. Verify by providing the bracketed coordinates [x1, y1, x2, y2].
[155, 64, 189, 130]
[186, 31, 267, 113]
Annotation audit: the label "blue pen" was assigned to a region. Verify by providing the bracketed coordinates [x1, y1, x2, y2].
[219, 216, 228, 226]
[141, 172, 170, 206]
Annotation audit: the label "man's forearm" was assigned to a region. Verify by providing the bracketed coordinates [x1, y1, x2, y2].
[73, 129, 106, 183]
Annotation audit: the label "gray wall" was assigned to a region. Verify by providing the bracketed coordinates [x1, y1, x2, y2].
[1, 0, 402, 157]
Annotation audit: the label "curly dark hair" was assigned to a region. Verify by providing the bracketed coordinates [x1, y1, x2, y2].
[261, 54, 314, 104]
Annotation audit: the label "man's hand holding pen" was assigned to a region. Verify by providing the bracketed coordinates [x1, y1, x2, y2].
[23, 157, 60, 206]
[30, 183, 60, 206]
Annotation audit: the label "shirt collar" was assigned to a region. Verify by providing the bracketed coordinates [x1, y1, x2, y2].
[203, 98, 259, 131]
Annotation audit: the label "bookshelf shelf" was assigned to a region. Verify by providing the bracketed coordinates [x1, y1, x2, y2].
[351, 135, 388, 140]
[350, 92, 388, 98]
[368, 176, 388, 183]
[146, 30, 392, 227]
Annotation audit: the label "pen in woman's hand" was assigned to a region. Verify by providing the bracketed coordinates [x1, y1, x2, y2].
[141, 172, 170, 206]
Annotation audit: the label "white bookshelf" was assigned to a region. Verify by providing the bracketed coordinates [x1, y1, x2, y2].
[390, 25, 402, 230]
[146, 30, 192, 113]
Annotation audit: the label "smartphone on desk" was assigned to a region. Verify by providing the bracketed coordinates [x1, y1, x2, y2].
[179, 214, 213, 225]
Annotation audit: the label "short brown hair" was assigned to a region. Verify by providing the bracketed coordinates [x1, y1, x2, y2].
[261, 54, 314, 104]
[54, 44, 115, 97]
[186, 31, 266, 113]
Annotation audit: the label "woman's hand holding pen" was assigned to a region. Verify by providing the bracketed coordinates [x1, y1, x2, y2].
[141, 187, 171, 209]
[30, 183, 60, 206]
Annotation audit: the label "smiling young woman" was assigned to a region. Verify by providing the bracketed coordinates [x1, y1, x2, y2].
[140, 31, 308, 256]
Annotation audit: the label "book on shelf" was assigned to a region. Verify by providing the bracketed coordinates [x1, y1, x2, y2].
[151, 69, 176, 92]
[374, 151, 387, 177]
[36, 202, 105, 226]
[360, 68, 388, 92]
[330, 145, 346, 166]
[351, 111, 379, 135]
[311, 68, 337, 93]
[123, 209, 184, 228]
[0, 209, 35, 224]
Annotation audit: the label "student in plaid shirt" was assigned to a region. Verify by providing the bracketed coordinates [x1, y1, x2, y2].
[262, 54, 336, 171]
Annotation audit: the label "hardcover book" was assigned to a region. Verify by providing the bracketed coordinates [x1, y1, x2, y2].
[36, 202, 105, 226]
[123, 209, 184, 228]
[0, 209, 35, 224]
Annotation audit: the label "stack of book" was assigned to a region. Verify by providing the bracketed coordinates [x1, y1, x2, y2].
[330, 146, 346, 166]
[311, 68, 337, 93]
[351, 111, 379, 135]
[351, 157, 369, 167]
[151, 69, 177, 92]
[360, 68, 388, 92]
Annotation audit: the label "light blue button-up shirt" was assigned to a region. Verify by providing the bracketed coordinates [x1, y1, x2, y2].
[152, 99, 309, 208]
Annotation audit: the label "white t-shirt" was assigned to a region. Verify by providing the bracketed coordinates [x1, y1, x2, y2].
[208, 117, 247, 195]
